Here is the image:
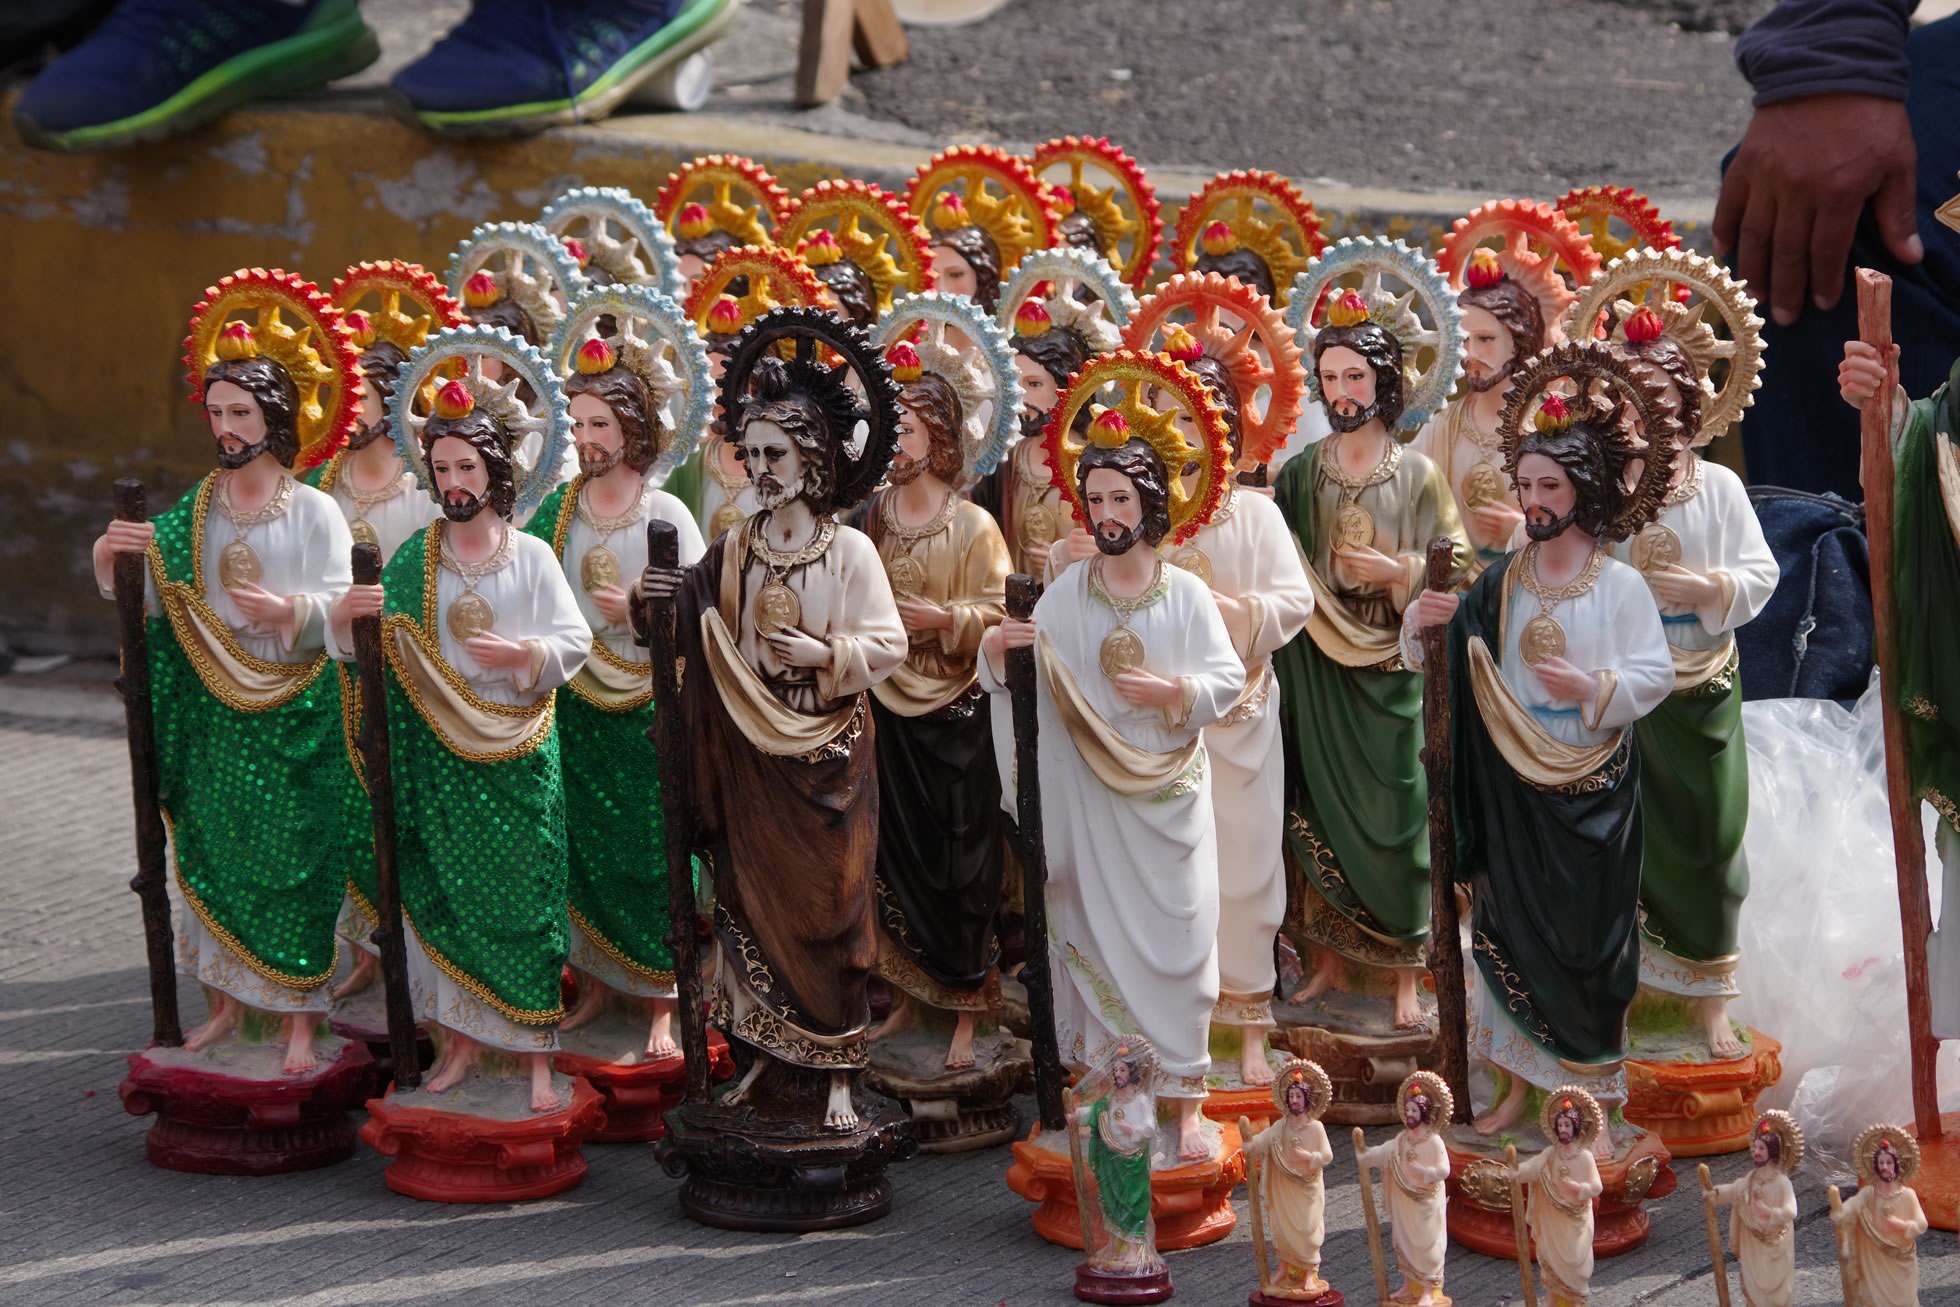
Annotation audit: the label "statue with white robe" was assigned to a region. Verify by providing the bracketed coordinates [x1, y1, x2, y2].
[1706, 1112, 1802, 1307]
[1355, 1071, 1454, 1306]
[1517, 1090, 1607, 1307]
[1833, 1127, 1929, 1307]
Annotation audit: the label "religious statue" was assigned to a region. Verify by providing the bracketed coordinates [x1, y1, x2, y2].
[1831, 1124, 1929, 1307]
[979, 349, 1245, 1163]
[1574, 252, 1774, 1063]
[1271, 240, 1468, 1061]
[1402, 341, 1680, 1143]
[1027, 135, 1162, 292]
[635, 305, 908, 1137]
[445, 220, 588, 352]
[653, 153, 789, 295]
[1515, 1088, 1608, 1307]
[1704, 1111, 1802, 1307]
[909, 145, 1060, 313]
[93, 269, 364, 1077]
[1121, 273, 1311, 1093]
[1354, 1071, 1454, 1307]
[327, 325, 591, 1115]
[1067, 1040, 1172, 1304]
[1170, 169, 1326, 308]
[1243, 1059, 1338, 1304]
[778, 180, 934, 328]
[856, 294, 1023, 1138]
[531, 285, 711, 1064]
[540, 185, 686, 299]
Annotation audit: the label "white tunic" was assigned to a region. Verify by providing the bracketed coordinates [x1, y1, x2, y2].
[562, 482, 705, 662]
[1606, 458, 1778, 655]
[1411, 399, 1516, 565]
[322, 458, 440, 566]
[980, 558, 1245, 1096]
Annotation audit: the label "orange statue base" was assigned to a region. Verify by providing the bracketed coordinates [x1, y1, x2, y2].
[1006, 1121, 1245, 1250]
[1444, 1124, 1675, 1259]
[1625, 1028, 1784, 1157]
[1908, 1113, 1960, 1232]
[1202, 1082, 1280, 1135]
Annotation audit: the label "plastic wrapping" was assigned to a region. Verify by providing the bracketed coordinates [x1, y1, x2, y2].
[1731, 672, 1960, 1182]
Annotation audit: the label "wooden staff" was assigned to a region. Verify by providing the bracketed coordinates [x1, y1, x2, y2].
[1857, 267, 1942, 1140]
[1006, 572, 1065, 1132]
[1506, 1143, 1538, 1307]
[1828, 1185, 1858, 1307]
[349, 542, 419, 1091]
[1352, 1126, 1390, 1305]
[1697, 1163, 1733, 1307]
[111, 479, 182, 1048]
[1240, 1115, 1274, 1294]
[1418, 536, 1470, 1122]
[643, 520, 710, 1104]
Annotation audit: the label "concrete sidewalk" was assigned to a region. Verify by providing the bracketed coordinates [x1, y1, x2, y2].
[1, 669, 1955, 1305]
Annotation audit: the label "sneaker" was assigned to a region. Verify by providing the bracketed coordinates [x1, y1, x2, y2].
[13, 0, 380, 152]
[390, 0, 741, 137]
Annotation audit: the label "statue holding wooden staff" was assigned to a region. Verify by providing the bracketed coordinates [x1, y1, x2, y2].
[1702, 1111, 1801, 1307]
[1241, 1059, 1339, 1305]
[1354, 1071, 1454, 1306]
[1514, 1088, 1607, 1307]
[1831, 1124, 1929, 1307]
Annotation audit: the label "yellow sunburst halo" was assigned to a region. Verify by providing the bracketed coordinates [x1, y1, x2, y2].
[333, 260, 464, 359]
[909, 145, 1060, 276]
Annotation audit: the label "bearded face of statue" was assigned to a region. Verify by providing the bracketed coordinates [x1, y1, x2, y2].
[206, 380, 272, 470]
[1084, 466, 1148, 556]
[1286, 1083, 1310, 1117]
[571, 392, 626, 478]
[740, 417, 808, 510]
[429, 434, 494, 521]
[1462, 304, 1520, 394]
[1516, 451, 1582, 543]
[1318, 344, 1384, 435]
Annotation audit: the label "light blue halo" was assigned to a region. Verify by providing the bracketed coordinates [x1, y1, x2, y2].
[995, 246, 1141, 333]
[391, 324, 572, 523]
[444, 220, 591, 337]
[875, 290, 1024, 480]
[549, 283, 714, 482]
[539, 186, 686, 303]
[1285, 236, 1466, 435]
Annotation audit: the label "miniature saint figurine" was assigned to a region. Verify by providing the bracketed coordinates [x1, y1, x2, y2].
[1832, 1125, 1929, 1307]
[1354, 1071, 1454, 1307]
[1515, 1089, 1608, 1307]
[531, 286, 711, 1062]
[860, 295, 1018, 1085]
[778, 180, 934, 328]
[93, 270, 364, 1076]
[909, 145, 1060, 314]
[328, 326, 591, 1115]
[1171, 169, 1326, 308]
[636, 307, 907, 1132]
[1273, 241, 1468, 1037]
[1705, 1111, 1802, 1307]
[1403, 342, 1679, 1143]
[1244, 1059, 1337, 1303]
[1576, 254, 1773, 1061]
[1068, 1040, 1172, 1303]
[979, 350, 1245, 1162]
[653, 154, 790, 296]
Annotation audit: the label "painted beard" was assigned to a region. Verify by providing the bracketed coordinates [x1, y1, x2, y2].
[345, 419, 389, 452]
[1463, 355, 1520, 395]
[576, 442, 622, 478]
[752, 470, 805, 511]
[1523, 504, 1578, 542]
[440, 485, 490, 522]
[214, 435, 273, 470]
[887, 451, 925, 486]
[1324, 398, 1385, 434]
[1018, 405, 1052, 442]
[1093, 515, 1144, 556]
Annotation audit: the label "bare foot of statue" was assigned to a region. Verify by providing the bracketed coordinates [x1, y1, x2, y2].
[528, 1052, 563, 1114]
[330, 949, 377, 1002]
[645, 997, 679, 1060]
[1239, 1030, 1275, 1086]
[943, 1010, 978, 1071]
[824, 1071, 859, 1131]
[281, 1013, 320, 1075]
[721, 1054, 767, 1106]
[870, 989, 918, 1043]
[424, 1033, 478, 1094]
[1176, 1097, 1210, 1161]
[1699, 995, 1744, 1059]
[558, 973, 606, 1033]
[1473, 1075, 1528, 1136]
[183, 992, 240, 1052]
[1289, 949, 1341, 1006]
[1393, 968, 1426, 1030]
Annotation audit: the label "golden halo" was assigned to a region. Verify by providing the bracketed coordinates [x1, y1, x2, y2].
[653, 154, 790, 247]
[1396, 1070, 1455, 1130]
[1853, 1122, 1922, 1186]
[908, 144, 1061, 275]
[1170, 170, 1326, 307]
[1752, 1110, 1805, 1174]
[332, 260, 464, 357]
[778, 180, 935, 317]
[1539, 1085, 1605, 1147]
[1271, 1058, 1334, 1119]
[682, 245, 829, 338]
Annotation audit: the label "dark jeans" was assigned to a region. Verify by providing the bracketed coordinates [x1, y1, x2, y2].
[1731, 11, 1960, 498]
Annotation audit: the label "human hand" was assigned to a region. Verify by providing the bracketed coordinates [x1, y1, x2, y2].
[1334, 545, 1404, 586]
[1532, 656, 1600, 705]
[1112, 668, 1181, 709]
[1713, 94, 1920, 325]
[590, 584, 630, 627]
[1646, 564, 1721, 609]
[896, 597, 953, 634]
[464, 631, 532, 670]
[765, 625, 832, 668]
[1412, 589, 1459, 631]
[1838, 340, 1898, 410]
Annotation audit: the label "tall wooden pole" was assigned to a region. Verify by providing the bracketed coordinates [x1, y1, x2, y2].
[1352, 1127, 1391, 1304]
[1857, 267, 1941, 1139]
[1006, 572, 1066, 1133]
[644, 520, 711, 1104]
[1419, 536, 1471, 1123]
[1697, 1163, 1733, 1307]
[350, 542, 419, 1091]
[111, 479, 181, 1048]
[1506, 1144, 1539, 1307]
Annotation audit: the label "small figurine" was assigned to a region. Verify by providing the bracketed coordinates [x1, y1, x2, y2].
[1831, 1124, 1929, 1307]
[909, 145, 1061, 313]
[1169, 170, 1325, 307]
[1354, 1071, 1454, 1307]
[1067, 1040, 1173, 1304]
[540, 186, 686, 300]
[1515, 1088, 1608, 1307]
[653, 154, 791, 295]
[1703, 1111, 1801, 1307]
[1028, 135, 1162, 292]
[778, 180, 935, 328]
[1242, 1059, 1338, 1305]
[979, 349, 1245, 1164]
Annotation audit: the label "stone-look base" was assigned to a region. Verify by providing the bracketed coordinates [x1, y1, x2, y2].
[1271, 1021, 1441, 1124]
[554, 1030, 737, 1143]
[1203, 1083, 1282, 1136]
[1074, 1264, 1173, 1304]
[1624, 1028, 1783, 1157]
[1444, 1125, 1676, 1259]
[360, 1078, 606, 1203]
[1007, 1122, 1246, 1250]
[119, 1041, 374, 1175]
[1908, 1113, 1960, 1232]
[1249, 1288, 1344, 1306]
[865, 1029, 1031, 1154]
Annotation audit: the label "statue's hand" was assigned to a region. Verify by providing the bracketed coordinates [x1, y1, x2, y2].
[464, 631, 532, 670]
[1112, 668, 1181, 710]
[1065, 527, 1099, 563]
[333, 584, 385, 625]
[1470, 501, 1524, 546]
[1334, 544, 1402, 586]
[637, 564, 684, 603]
[1412, 589, 1459, 631]
[225, 580, 294, 630]
[101, 520, 156, 556]
[1645, 564, 1720, 609]
[765, 626, 831, 668]
[1838, 340, 1896, 411]
[998, 616, 1036, 651]
[1532, 656, 1600, 706]
[896, 597, 953, 633]
[590, 584, 631, 626]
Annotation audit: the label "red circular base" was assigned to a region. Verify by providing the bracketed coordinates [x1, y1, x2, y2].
[1075, 1264, 1173, 1304]
[359, 1077, 607, 1203]
[1008, 1123, 1244, 1250]
[1250, 1289, 1343, 1306]
[118, 1042, 374, 1176]
[553, 1030, 736, 1143]
[1445, 1127, 1675, 1259]
[1907, 1113, 1960, 1232]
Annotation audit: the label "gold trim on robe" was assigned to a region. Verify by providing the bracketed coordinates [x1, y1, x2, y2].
[382, 617, 554, 762]
[1467, 638, 1623, 788]
[1038, 632, 1202, 797]
[700, 608, 859, 757]
[1302, 565, 1405, 669]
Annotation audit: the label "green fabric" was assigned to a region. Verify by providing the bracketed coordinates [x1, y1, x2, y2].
[1635, 670, 1749, 963]
[1272, 442, 1431, 949]
[149, 476, 357, 986]
[661, 447, 705, 518]
[1088, 1097, 1151, 1241]
[297, 459, 329, 490]
[1893, 360, 1960, 836]
[379, 525, 570, 1023]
